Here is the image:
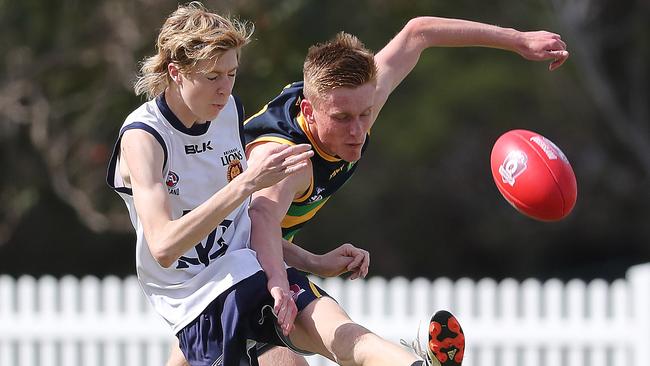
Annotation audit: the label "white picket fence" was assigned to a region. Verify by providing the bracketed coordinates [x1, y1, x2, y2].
[1, 263, 649, 366]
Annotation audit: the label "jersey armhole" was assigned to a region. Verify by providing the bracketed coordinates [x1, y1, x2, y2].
[293, 169, 314, 203]
[246, 136, 296, 149]
[233, 94, 246, 150]
[106, 122, 168, 195]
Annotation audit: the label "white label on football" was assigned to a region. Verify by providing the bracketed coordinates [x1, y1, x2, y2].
[499, 150, 528, 186]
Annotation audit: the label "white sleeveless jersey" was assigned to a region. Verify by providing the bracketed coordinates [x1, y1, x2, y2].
[107, 94, 262, 333]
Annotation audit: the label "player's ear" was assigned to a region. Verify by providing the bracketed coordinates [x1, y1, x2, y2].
[301, 98, 315, 124]
[168, 63, 182, 85]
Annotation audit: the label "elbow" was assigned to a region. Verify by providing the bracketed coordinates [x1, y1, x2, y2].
[404, 17, 430, 35]
[248, 202, 277, 225]
[400, 17, 435, 50]
[403, 16, 450, 46]
[248, 202, 282, 249]
[248, 204, 264, 221]
[150, 243, 177, 268]
[156, 256, 175, 269]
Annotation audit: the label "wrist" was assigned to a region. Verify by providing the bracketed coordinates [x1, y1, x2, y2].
[306, 252, 323, 275]
[506, 28, 526, 55]
[266, 271, 289, 291]
[233, 170, 257, 196]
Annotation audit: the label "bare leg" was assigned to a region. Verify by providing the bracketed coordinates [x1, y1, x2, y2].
[289, 297, 420, 366]
[166, 338, 190, 366]
[259, 346, 310, 366]
[168, 336, 313, 366]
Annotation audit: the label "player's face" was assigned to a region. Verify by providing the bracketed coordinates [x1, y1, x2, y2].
[178, 49, 239, 122]
[308, 82, 375, 162]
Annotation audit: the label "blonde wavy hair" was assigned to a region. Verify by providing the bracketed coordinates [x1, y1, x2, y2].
[303, 32, 377, 105]
[134, 1, 254, 99]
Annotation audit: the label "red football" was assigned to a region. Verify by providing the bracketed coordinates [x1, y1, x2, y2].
[490, 129, 577, 221]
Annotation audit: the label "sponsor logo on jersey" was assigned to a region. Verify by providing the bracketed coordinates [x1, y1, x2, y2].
[308, 187, 325, 203]
[289, 284, 305, 301]
[220, 147, 244, 182]
[329, 164, 347, 180]
[499, 150, 527, 186]
[166, 171, 180, 195]
[185, 141, 213, 155]
[176, 216, 232, 269]
[220, 147, 243, 166]
[227, 159, 243, 182]
[308, 194, 323, 203]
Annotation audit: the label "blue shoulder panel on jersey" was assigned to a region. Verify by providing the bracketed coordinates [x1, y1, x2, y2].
[106, 122, 168, 196]
[232, 94, 246, 150]
[242, 82, 307, 146]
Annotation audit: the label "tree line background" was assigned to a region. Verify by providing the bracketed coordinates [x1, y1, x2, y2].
[1, 0, 648, 281]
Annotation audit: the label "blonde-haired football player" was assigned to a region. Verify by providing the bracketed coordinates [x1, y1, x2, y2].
[110, 2, 486, 366]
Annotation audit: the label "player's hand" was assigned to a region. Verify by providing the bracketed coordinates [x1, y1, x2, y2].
[269, 285, 297, 336]
[315, 243, 370, 280]
[245, 144, 313, 190]
[516, 31, 569, 71]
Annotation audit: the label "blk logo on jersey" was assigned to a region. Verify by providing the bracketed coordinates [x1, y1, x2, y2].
[176, 216, 233, 269]
[185, 141, 213, 155]
[166, 171, 180, 195]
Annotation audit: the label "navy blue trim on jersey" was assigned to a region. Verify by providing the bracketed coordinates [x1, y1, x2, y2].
[233, 94, 246, 150]
[156, 93, 211, 136]
[243, 82, 307, 146]
[106, 122, 168, 196]
[176, 268, 328, 366]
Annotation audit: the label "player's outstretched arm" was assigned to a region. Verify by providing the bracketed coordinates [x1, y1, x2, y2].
[282, 240, 370, 280]
[247, 141, 315, 336]
[372, 16, 569, 122]
[122, 130, 312, 268]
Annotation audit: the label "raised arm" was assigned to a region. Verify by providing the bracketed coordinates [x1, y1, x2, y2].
[372, 16, 569, 122]
[121, 130, 312, 268]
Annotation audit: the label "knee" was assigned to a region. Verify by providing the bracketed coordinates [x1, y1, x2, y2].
[166, 340, 189, 366]
[259, 347, 308, 366]
[330, 323, 380, 365]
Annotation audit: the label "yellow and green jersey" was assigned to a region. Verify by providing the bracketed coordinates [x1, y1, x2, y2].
[244, 81, 369, 241]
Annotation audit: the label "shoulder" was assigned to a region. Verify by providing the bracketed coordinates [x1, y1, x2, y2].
[121, 128, 165, 158]
[245, 81, 304, 124]
[246, 140, 291, 160]
[243, 81, 307, 146]
[119, 99, 170, 170]
[248, 141, 313, 200]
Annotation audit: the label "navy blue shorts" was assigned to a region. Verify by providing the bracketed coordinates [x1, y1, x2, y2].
[176, 268, 329, 366]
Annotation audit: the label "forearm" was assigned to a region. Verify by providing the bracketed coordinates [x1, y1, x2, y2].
[377, 17, 523, 86]
[373, 16, 547, 120]
[145, 171, 256, 267]
[245, 143, 315, 287]
[406, 16, 522, 51]
[281, 239, 319, 273]
[249, 207, 289, 290]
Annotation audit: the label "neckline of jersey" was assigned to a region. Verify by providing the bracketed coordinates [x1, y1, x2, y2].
[156, 93, 211, 136]
[296, 113, 340, 162]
